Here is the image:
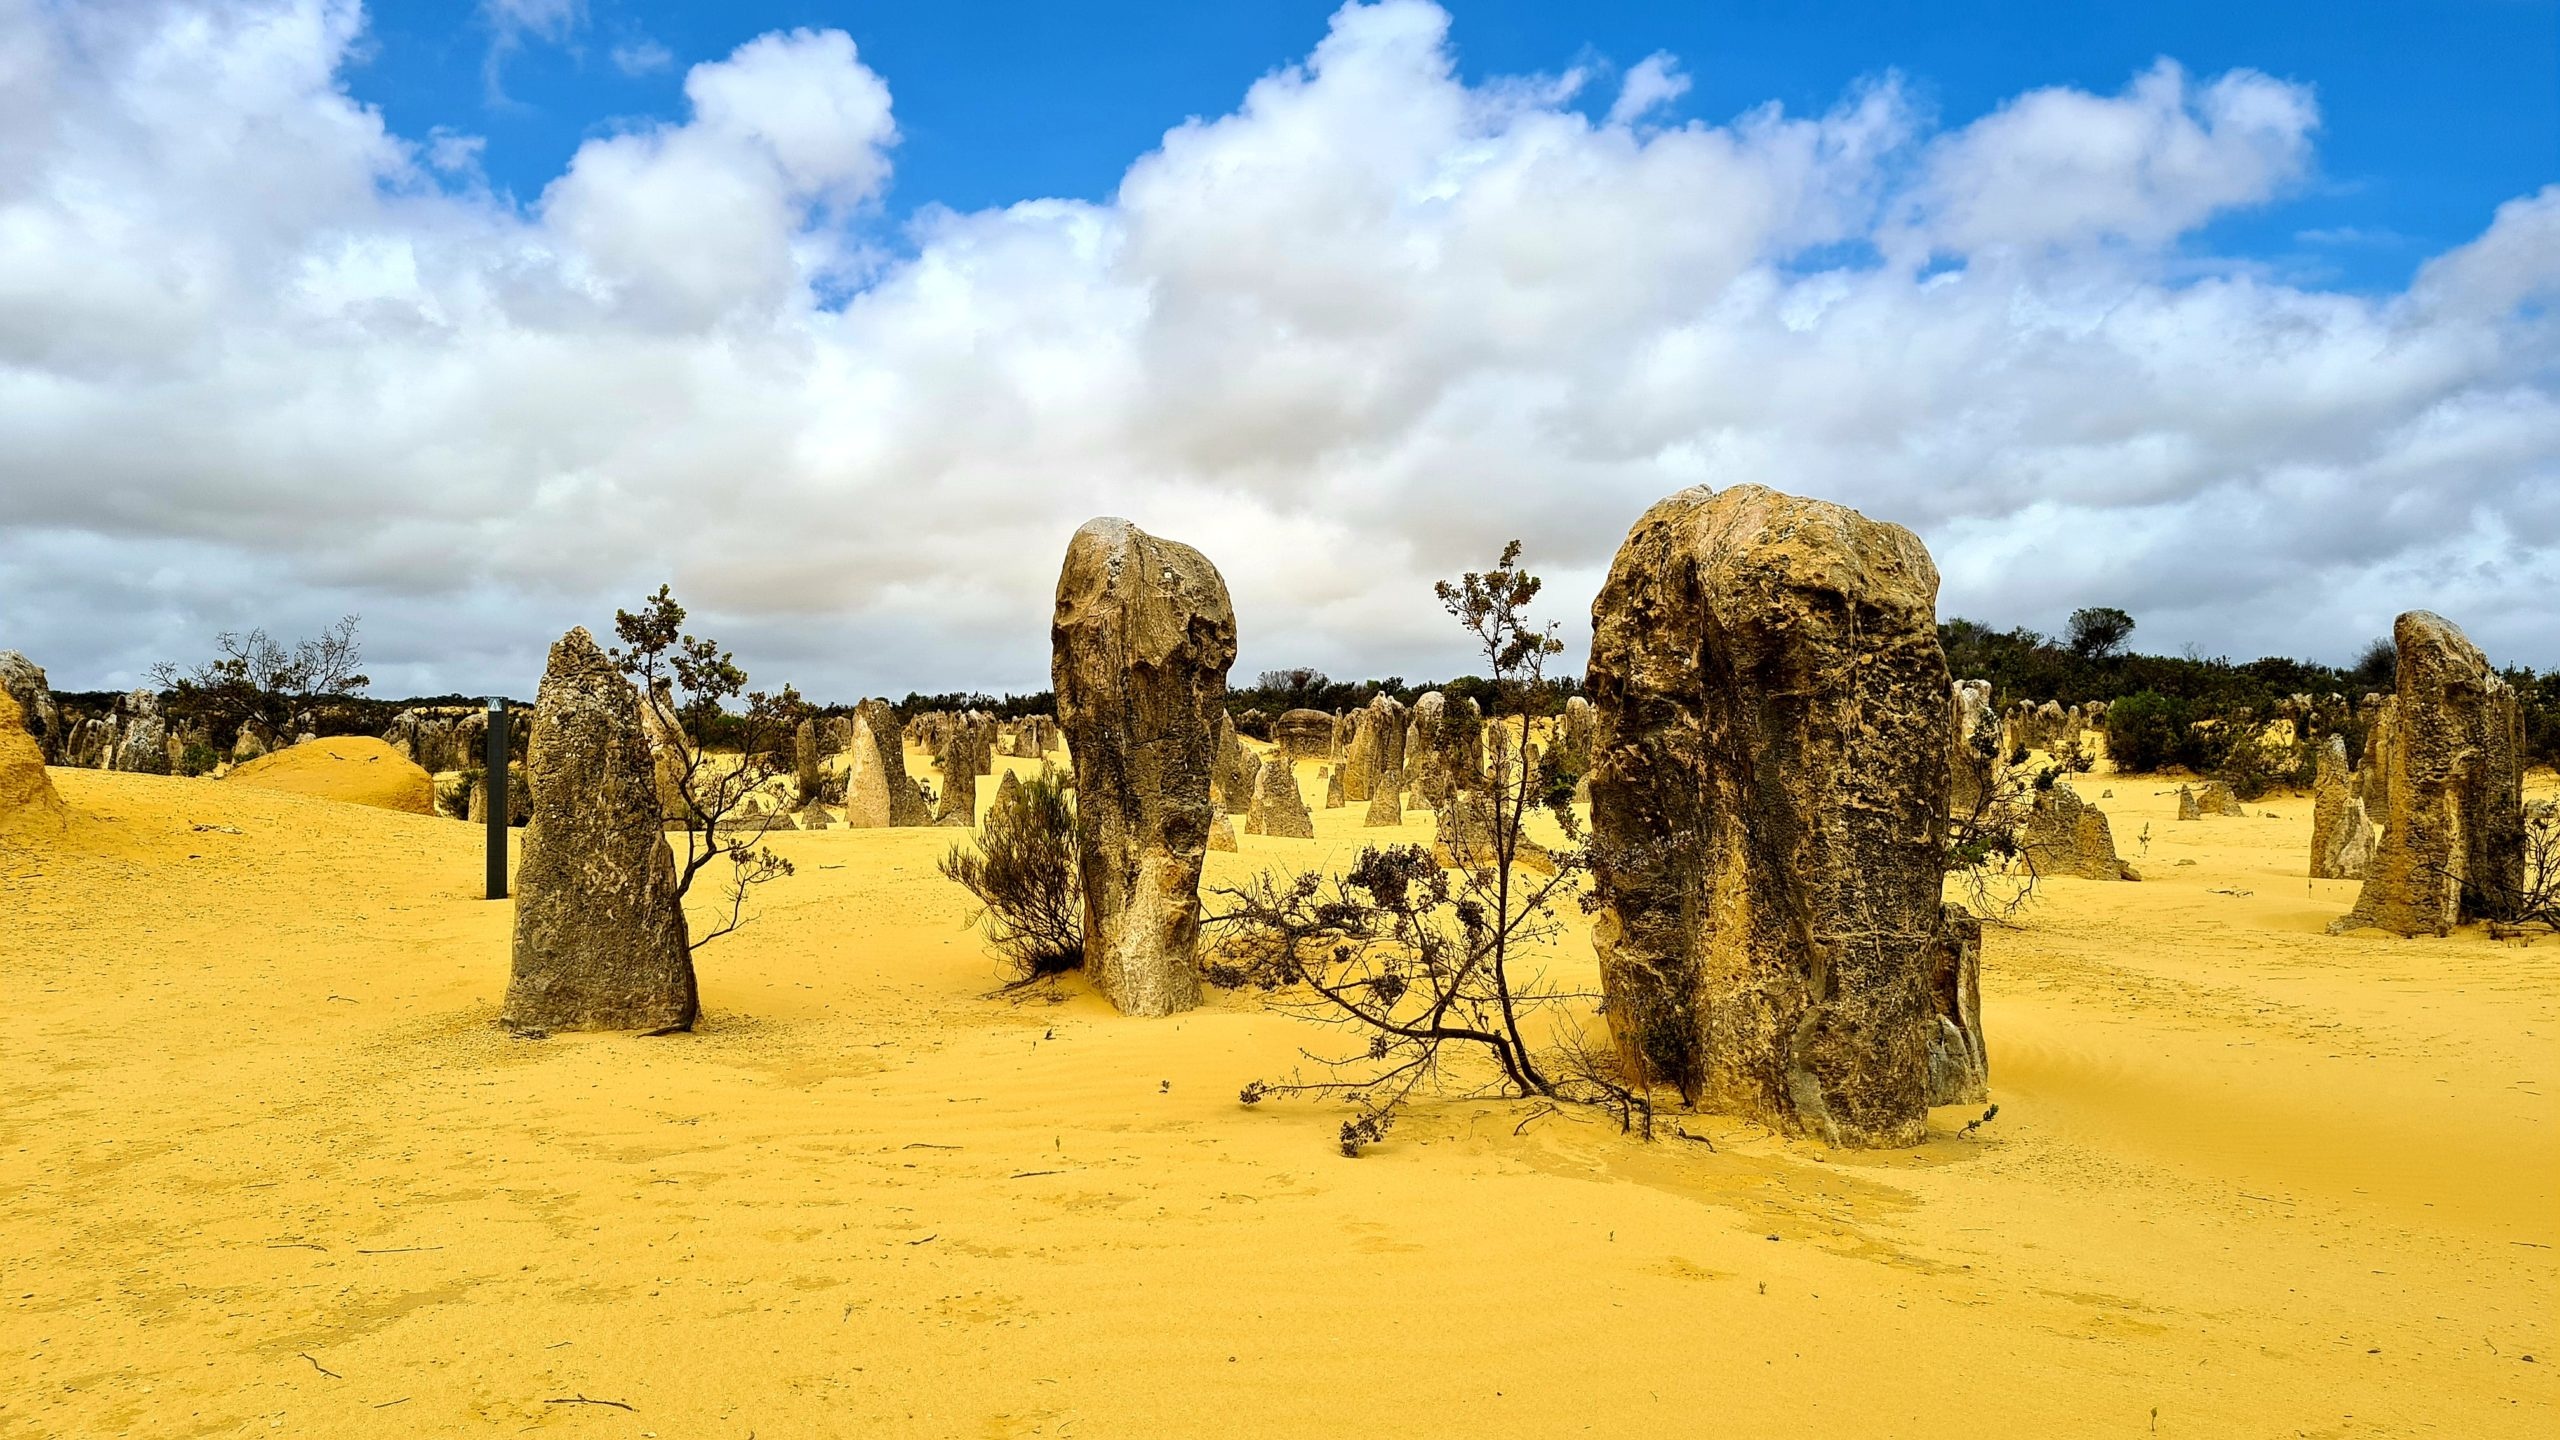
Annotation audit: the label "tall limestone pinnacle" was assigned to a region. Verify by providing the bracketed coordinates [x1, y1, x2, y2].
[1051, 518, 1238, 1017]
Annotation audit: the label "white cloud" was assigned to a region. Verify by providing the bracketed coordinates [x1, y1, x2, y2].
[1608, 52, 1690, 127]
[0, 0, 2555, 702]
[610, 37, 672, 77]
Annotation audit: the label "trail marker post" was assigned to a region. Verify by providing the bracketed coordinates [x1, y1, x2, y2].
[485, 696, 509, 900]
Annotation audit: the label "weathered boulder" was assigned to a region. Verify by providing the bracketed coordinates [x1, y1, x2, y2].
[1950, 679, 2000, 816]
[0, 684, 64, 833]
[2309, 734, 2374, 879]
[1924, 905, 1988, 1107]
[232, 720, 276, 765]
[1244, 753, 1316, 839]
[1052, 517, 1237, 1016]
[1208, 811, 1238, 851]
[795, 718, 823, 806]
[1407, 692, 1482, 807]
[1554, 694, 1596, 781]
[2331, 612, 2524, 936]
[503, 628, 697, 1034]
[2021, 782, 2139, 881]
[1213, 711, 1254, 815]
[2176, 785, 2201, 821]
[1432, 790, 1497, 868]
[466, 760, 531, 827]
[112, 691, 171, 775]
[1340, 709, 1379, 802]
[2192, 780, 2247, 817]
[384, 705, 525, 775]
[1363, 776, 1403, 827]
[1586, 484, 1953, 1148]
[0, 651, 61, 762]
[2354, 696, 2398, 818]
[843, 699, 931, 828]
[1273, 708, 1335, 760]
[1323, 763, 1345, 809]
[1369, 695, 1409, 795]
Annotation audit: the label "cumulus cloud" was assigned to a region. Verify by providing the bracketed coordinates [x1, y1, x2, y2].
[1608, 52, 1690, 127]
[1, 0, 2555, 701]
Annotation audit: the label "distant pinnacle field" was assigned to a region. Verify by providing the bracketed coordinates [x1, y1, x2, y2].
[3, 742, 2552, 1438]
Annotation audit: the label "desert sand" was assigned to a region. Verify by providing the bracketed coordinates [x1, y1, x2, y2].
[2, 747, 2553, 1438]
[225, 736, 436, 815]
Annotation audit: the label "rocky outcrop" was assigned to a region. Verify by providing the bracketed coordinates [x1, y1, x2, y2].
[1208, 811, 1238, 851]
[1924, 905, 1987, 1107]
[2331, 612, 2524, 936]
[1363, 776, 1403, 827]
[1368, 695, 1409, 797]
[795, 718, 823, 806]
[111, 691, 171, 775]
[1586, 484, 1954, 1149]
[1340, 709, 1379, 802]
[384, 705, 527, 776]
[1212, 711, 1254, 815]
[1323, 763, 1345, 809]
[1951, 679, 1999, 816]
[2021, 782, 2139, 881]
[1407, 692, 1482, 808]
[503, 628, 696, 1034]
[2192, 780, 2247, 818]
[466, 761, 531, 827]
[1554, 695, 1596, 781]
[1244, 753, 1315, 839]
[1052, 517, 1237, 1016]
[2309, 734, 2377, 879]
[843, 699, 931, 828]
[1273, 708, 1335, 760]
[0, 651, 61, 762]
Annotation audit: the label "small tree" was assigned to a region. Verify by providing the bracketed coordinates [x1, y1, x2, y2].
[609, 586, 797, 952]
[2350, 636, 2397, 693]
[1947, 735, 2044, 923]
[2067, 606, 2136, 662]
[1210, 543, 1644, 1154]
[940, 771, 1084, 983]
[151, 616, 369, 740]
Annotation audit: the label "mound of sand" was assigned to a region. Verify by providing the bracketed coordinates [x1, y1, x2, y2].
[225, 734, 434, 814]
[0, 684, 64, 831]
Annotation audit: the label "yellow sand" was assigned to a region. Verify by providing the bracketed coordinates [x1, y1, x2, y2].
[227, 736, 436, 815]
[3, 758, 2553, 1438]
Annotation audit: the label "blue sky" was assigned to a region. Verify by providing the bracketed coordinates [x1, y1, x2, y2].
[3, 0, 2556, 697]
[359, 0, 2557, 295]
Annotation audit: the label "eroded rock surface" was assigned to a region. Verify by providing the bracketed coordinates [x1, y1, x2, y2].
[1052, 518, 1237, 1016]
[1586, 484, 1953, 1149]
[2332, 612, 2524, 936]
[503, 627, 696, 1034]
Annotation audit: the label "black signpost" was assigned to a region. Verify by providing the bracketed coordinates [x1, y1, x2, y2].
[485, 696, 509, 900]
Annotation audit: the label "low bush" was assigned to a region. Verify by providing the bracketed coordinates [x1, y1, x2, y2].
[939, 771, 1083, 982]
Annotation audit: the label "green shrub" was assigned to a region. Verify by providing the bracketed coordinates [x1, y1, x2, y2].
[2103, 692, 2201, 774]
[939, 771, 1083, 982]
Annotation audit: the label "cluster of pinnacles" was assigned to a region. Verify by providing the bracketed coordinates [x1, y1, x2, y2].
[479, 481, 2530, 1150]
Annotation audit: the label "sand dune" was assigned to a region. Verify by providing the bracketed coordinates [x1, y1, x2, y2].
[226, 735, 436, 815]
[2, 758, 2552, 1437]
